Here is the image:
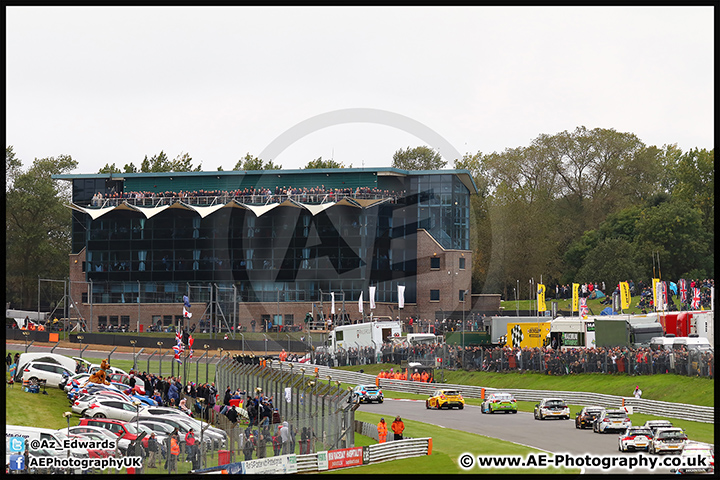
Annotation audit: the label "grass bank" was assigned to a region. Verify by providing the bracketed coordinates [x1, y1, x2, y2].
[338, 363, 714, 406]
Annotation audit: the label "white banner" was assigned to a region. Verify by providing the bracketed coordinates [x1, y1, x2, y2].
[284, 387, 292, 403]
[331, 292, 336, 315]
[358, 291, 363, 314]
[369, 286, 376, 310]
[398, 285, 405, 309]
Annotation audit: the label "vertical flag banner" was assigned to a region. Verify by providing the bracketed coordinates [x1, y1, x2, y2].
[679, 279, 687, 304]
[188, 334, 194, 358]
[579, 297, 589, 318]
[369, 286, 376, 310]
[620, 282, 630, 310]
[572, 283, 579, 312]
[691, 288, 701, 310]
[711, 287, 714, 311]
[652, 278, 660, 311]
[398, 285, 405, 309]
[173, 343, 183, 364]
[537, 284, 546, 312]
[331, 292, 336, 315]
[183, 294, 192, 318]
[358, 291, 363, 314]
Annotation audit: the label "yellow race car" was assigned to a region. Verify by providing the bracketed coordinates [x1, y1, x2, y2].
[426, 389, 465, 410]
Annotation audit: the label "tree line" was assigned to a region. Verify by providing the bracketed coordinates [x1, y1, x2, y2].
[5, 127, 713, 309]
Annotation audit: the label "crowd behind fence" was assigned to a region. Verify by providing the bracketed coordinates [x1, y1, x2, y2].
[310, 343, 714, 378]
[200, 356, 355, 465]
[91, 186, 406, 208]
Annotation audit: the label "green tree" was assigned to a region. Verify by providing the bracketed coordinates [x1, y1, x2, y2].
[6, 145, 22, 191]
[392, 146, 446, 170]
[98, 163, 121, 174]
[304, 157, 347, 169]
[667, 148, 714, 233]
[6, 152, 78, 309]
[633, 198, 712, 280]
[232, 153, 282, 170]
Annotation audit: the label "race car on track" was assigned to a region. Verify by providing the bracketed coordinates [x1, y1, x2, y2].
[350, 384, 384, 404]
[533, 398, 570, 420]
[671, 442, 714, 474]
[649, 427, 687, 455]
[426, 389, 465, 410]
[575, 405, 604, 429]
[592, 408, 631, 434]
[481, 392, 517, 414]
[618, 426, 653, 452]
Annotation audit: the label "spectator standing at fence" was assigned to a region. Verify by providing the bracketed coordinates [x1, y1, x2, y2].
[377, 418, 388, 443]
[169, 432, 180, 473]
[281, 421, 290, 454]
[243, 431, 255, 461]
[185, 428, 196, 463]
[391, 416, 405, 441]
[147, 432, 158, 468]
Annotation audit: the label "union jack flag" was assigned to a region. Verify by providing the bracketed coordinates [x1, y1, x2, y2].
[579, 297, 589, 317]
[679, 279, 687, 303]
[173, 343, 184, 364]
[691, 288, 701, 310]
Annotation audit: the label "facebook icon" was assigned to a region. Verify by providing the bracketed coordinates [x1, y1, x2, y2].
[9, 455, 25, 471]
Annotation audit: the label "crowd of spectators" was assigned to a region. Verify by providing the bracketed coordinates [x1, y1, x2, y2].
[311, 341, 713, 378]
[90, 185, 405, 207]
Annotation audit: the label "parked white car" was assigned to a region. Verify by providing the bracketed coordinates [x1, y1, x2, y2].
[85, 398, 141, 422]
[21, 361, 75, 388]
[61, 425, 131, 453]
[64, 373, 91, 393]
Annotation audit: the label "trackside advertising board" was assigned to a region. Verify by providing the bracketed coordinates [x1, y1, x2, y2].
[327, 446, 364, 469]
[190, 454, 297, 474]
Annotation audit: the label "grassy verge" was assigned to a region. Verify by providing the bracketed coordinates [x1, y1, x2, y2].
[337, 363, 714, 406]
[341, 411, 580, 474]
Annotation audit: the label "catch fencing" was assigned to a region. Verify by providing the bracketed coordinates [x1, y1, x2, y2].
[211, 355, 356, 463]
[271, 361, 715, 424]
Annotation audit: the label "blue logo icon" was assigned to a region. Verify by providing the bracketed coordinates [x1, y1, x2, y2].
[9, 455, 25, 471]
[8, 437, 25, 453]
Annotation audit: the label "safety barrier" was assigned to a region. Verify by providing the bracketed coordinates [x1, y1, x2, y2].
[271, 361, 715, 423]
[192, 437, 431, 473]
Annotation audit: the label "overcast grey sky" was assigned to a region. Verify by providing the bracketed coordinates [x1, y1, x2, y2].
[6, 6, 714, 174]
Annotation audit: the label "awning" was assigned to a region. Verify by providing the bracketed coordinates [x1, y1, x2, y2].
[68, 196, 390, 219]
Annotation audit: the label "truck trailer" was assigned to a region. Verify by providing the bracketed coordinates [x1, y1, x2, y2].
[326, 320, 403, 357]
[505, 321, 551, 348]
[594, 318, 664, 348]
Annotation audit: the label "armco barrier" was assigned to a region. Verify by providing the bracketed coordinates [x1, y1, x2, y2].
[271, 361, 714, 424]
[192, 438, 431, 474]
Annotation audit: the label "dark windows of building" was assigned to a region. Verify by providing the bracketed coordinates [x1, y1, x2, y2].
[458, 257, 466, 270]
[430, 289, 440, 301]
[98, 316, 108, 328]
[430, 257, 440, 269]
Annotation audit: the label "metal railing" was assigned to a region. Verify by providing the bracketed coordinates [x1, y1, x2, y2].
[272, 361, 715, 424]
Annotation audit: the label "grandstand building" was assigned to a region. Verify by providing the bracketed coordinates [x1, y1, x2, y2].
[54, 167, 476, 333]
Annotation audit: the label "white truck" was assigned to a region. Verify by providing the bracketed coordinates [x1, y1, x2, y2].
[327, 320, 403, 357]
